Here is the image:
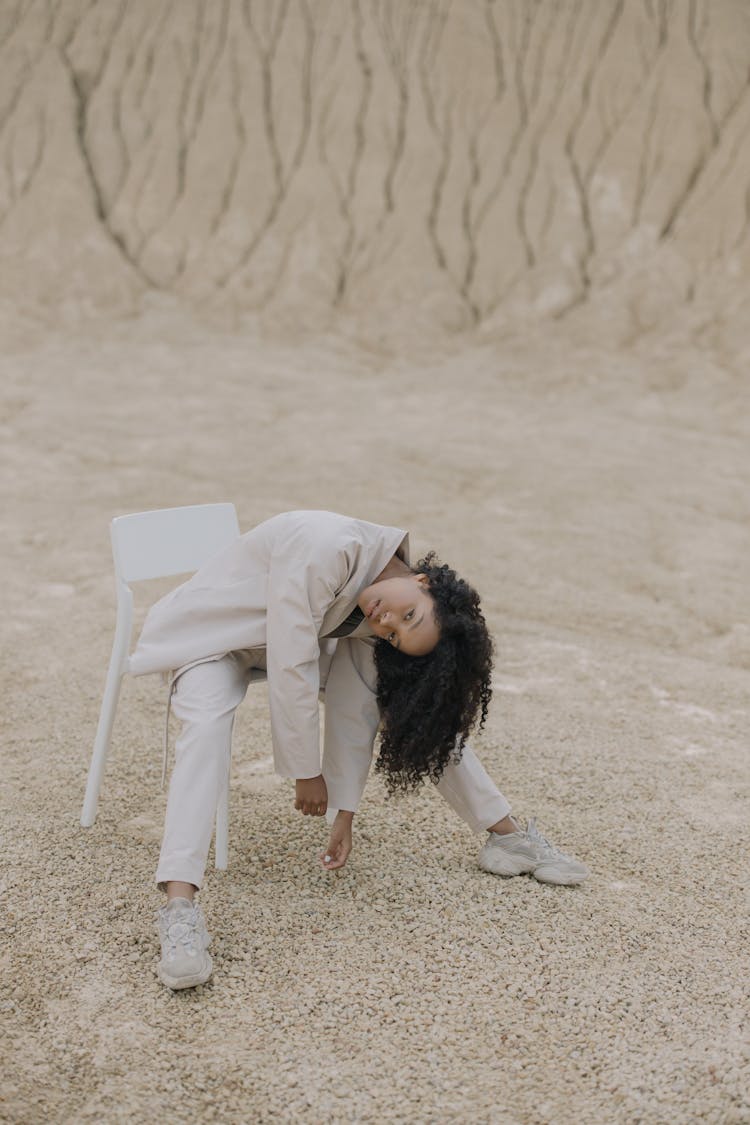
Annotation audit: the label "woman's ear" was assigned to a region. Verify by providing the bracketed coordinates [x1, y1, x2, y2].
[415, 572, 430, 587]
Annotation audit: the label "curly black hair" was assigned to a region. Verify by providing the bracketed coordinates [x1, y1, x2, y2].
[373, 552, 494, 796]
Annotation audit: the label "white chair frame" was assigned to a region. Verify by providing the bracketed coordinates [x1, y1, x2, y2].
[81, 503, 241, 869]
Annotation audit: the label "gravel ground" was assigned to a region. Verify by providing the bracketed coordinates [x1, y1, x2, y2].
[1, 316, 748, 1123]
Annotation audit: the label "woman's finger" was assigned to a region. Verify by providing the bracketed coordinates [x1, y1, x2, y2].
[320, 853, 344, 870]
[320, 842, 349, 870]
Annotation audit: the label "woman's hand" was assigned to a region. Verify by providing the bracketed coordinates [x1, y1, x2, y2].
[320, 810, 353, 872]
[295, 775, 328, 816]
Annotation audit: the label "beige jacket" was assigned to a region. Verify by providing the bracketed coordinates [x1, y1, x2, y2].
[130, 511, 409, 802]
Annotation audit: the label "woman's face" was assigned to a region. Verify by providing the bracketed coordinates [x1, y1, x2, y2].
[357, 573, 440, 656]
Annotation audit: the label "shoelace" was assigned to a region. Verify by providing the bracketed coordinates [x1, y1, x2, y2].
[525, 818, 568, 860]
[158, 906, 204, 955]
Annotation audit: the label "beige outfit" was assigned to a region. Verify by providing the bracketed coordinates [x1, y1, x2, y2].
[131, 510, 408, 781]
[130, 511, 511, 889]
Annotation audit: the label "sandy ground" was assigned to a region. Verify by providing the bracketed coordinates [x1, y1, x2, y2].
[1, 307, 748, 1123]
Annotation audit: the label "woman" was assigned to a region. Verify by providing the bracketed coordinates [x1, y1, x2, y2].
[130, 510, 588, 990]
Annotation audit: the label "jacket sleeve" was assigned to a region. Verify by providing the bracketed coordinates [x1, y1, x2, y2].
[321, 638, 380, 812]
[265, 546, 344, 780]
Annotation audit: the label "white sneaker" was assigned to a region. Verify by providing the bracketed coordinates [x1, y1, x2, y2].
[156, 897, 213, 990]
[478, 818, 589, 886]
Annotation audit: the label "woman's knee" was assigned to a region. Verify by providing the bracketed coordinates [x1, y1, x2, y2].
[171, 657, 247, 724]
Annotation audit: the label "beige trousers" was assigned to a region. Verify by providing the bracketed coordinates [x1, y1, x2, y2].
[155, 650, 511, 890]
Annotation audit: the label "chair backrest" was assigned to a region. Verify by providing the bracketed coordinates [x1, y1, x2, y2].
[111, 503, 240, 584]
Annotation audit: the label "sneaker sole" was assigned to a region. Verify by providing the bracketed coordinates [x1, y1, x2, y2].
[478, 855, 536, 878]
[157, 955, 213, 990]
[531, 867, 588, 886]
[479, 856, 589, 885]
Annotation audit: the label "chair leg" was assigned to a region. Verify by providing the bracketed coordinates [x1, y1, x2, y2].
[81, 664, 126, 826]
[81, 585, 133, 827]
[215, 767, 230, 870]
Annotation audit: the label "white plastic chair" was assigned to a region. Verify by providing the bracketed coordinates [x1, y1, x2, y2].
[81, 503, 241, 869]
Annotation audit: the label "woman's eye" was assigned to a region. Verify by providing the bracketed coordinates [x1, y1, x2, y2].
[405, 609, 414, 620]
